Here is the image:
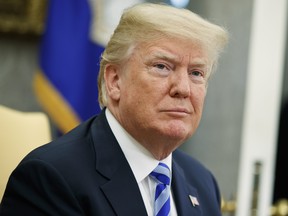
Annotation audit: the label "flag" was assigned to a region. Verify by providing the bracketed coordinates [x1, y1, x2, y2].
[189, 195, 200, 207]
[34, 0, 143, 134]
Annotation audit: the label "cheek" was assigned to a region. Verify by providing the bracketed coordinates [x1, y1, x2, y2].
[191, 87, 206, 110]
[120, 81, 150, 111]
[132, 77, 167, 102]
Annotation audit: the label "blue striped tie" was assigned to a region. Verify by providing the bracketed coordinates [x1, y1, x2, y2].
[150, 162, 171, 216]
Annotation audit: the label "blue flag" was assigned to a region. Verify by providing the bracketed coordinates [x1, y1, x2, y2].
[34, 0, 144, 133]
[34, 0, 104, 133]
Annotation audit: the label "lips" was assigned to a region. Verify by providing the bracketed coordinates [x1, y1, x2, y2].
[161, 108, 191, 115]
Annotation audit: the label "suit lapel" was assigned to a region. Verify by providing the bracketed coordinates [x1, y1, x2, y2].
[91, 110, 147, 216]
[172, 160, 202, 216]
[100, 161, 147, 216]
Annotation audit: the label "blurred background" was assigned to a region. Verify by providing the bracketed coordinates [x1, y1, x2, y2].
[0, 0, 288, 215]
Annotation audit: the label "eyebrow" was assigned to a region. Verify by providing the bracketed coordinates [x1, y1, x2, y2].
[144, 50, 179, 63]
[188, 58, 208, 68]
[147, 50, 208, 68]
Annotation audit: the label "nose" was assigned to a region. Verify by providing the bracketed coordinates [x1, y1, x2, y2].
[169, 69, 190, 98]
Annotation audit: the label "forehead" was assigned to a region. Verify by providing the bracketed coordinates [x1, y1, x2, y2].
[134, 37, 210, 65]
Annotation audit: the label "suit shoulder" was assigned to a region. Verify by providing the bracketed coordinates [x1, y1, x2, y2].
[23, 115, 98, 164]
[173, 149, 210, 173]
[173, 149, 220, 192]
[173, 149, 222, 208]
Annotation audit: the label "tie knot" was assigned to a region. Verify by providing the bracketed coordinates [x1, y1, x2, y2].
[150, 162, 170, 185]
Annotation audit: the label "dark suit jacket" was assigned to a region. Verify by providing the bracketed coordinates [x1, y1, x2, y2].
[0, 109, 222, 216]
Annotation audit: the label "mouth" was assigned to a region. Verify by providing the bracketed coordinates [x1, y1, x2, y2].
[161, 108, 191, 116]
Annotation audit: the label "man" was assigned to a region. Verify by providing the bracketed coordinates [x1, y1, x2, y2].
[0, 3, 228, 216]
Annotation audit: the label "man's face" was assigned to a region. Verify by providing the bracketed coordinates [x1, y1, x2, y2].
[108, 37, 211, 157]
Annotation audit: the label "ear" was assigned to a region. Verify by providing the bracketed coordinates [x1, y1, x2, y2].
[104, 64, 121, 102]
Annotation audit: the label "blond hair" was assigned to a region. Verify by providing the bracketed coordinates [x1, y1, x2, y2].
[98, 3, 228, 107]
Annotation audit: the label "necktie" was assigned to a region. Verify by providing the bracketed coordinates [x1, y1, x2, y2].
[150, 162, 171, 216]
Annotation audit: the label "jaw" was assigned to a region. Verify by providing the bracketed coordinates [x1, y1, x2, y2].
[137, 124, 194, 160]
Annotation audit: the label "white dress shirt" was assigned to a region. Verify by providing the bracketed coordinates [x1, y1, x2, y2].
[106, 109, 178, 216]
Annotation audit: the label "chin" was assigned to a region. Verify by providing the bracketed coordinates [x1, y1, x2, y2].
[162, 126, 192, 142]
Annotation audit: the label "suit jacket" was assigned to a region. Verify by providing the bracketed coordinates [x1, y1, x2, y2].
[0, 109, 222, 216]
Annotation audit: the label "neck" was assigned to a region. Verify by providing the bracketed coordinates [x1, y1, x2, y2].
[140, 139, 180, 160]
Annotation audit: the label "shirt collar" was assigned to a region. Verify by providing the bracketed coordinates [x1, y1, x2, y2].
[105, 108, 172, 183]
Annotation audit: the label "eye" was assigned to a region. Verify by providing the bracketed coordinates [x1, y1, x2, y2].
[149, 63, 172, 77]
[154, 63, 168, 70]
[188, 70, 206, 84]
[189, 70, 203, 77]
